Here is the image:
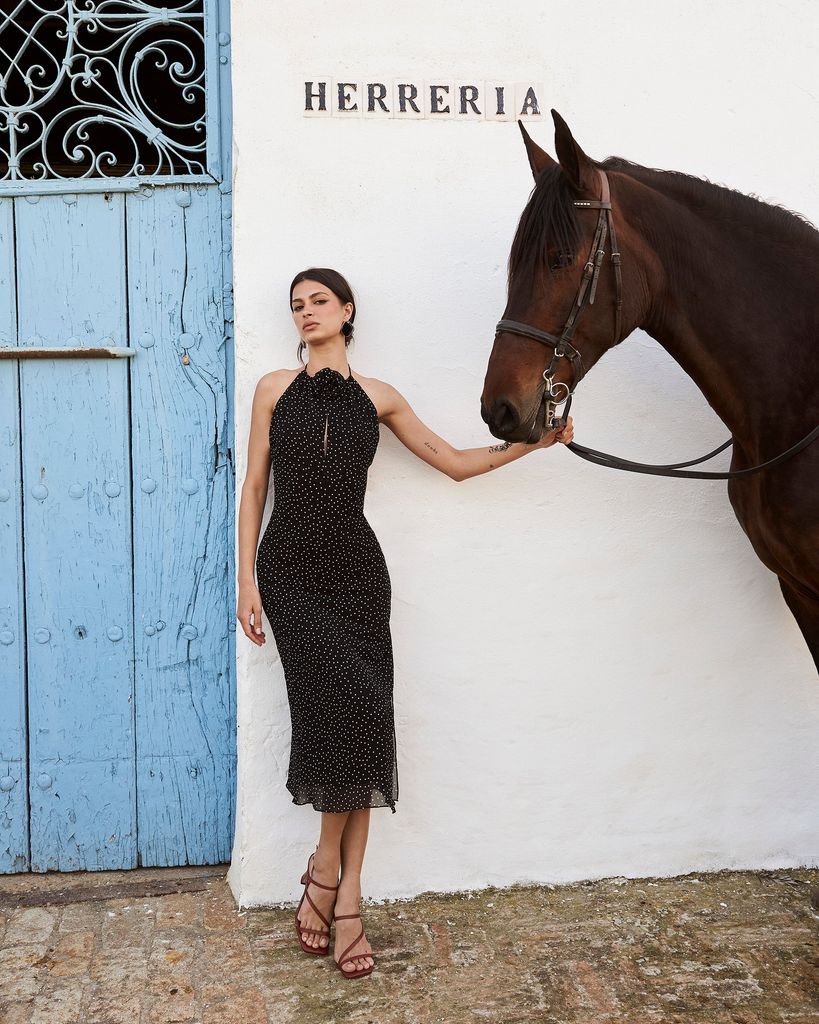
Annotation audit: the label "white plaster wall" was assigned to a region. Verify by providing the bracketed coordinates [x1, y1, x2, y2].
[227, 0, 819, 908]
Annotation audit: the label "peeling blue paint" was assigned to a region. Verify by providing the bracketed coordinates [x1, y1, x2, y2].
[0, 0, 235, 874]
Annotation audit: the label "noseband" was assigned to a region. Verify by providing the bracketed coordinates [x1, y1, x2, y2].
[495, 168, 622, 439]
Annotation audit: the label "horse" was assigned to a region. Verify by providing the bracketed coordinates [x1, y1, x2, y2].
[480, 111, 819, 673]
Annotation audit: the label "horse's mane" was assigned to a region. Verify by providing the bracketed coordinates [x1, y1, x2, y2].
[603, 156, 819, 239]
[508, 155, 819, 289]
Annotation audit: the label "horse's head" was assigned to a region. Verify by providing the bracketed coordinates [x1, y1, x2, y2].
[481, 110, 648, 442]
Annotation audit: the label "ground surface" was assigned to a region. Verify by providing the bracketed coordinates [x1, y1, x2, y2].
[0, 864, 817, 1023]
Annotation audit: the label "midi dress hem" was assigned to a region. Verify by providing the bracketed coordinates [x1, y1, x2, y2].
[287, 787, 397, 815]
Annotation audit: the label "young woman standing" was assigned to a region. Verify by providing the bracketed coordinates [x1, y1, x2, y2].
[236, 267, 573, 979]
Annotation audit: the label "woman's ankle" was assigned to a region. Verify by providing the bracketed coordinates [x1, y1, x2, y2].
[337, 875, 361, 899]
[314, 843, 340, 875]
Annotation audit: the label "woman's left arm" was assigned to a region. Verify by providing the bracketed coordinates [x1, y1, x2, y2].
[373, 380, 573, 482]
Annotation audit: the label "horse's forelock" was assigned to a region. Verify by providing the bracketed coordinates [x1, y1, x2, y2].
[507, 164, 583, 293]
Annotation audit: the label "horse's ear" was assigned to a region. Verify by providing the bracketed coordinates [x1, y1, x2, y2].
[551, 109, 598, 194]
[517, 119, 556, 180]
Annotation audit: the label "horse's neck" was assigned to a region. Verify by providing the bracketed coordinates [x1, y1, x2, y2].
[631, 177, 819, 445]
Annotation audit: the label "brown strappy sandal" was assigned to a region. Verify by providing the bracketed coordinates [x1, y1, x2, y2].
[333, 911, 375, 978]
[294, 849, 339, 955]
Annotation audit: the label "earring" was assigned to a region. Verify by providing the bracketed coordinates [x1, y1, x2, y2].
[340, 319, 353, 337]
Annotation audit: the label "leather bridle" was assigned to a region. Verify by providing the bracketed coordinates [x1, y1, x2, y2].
[492, 168, 819, 480]
[494, 168, 622, 440]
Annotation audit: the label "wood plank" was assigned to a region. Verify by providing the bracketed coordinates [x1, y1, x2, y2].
[0, 868, 225, 910]
[127, 184, 234, 866]
[0, 198, 29, 873]
[15, 192, 136, 871]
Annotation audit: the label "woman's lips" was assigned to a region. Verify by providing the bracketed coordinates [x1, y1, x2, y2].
[304, 323, 319, 331]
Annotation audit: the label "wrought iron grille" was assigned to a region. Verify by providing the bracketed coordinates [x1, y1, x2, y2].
[0, 1, 207, 182]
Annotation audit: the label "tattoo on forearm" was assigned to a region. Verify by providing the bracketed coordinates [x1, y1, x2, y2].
[424, 441, 439, 454]
[488, 441, 513, 453]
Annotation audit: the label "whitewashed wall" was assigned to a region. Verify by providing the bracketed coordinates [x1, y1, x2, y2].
[227, 0, 819, 908]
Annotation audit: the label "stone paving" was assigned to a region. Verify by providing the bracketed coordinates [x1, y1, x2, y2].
[0, 864, 818, 1023]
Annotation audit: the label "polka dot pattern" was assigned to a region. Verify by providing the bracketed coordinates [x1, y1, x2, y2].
[256, 366, 399, 814]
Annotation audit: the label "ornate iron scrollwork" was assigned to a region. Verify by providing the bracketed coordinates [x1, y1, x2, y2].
[0, 1, 207, 181]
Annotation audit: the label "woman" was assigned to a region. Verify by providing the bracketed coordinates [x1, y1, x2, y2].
[236, 267, 573, 980]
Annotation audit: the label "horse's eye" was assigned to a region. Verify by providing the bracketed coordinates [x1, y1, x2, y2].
[549, 252, 574, 271]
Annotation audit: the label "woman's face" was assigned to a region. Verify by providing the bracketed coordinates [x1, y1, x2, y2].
[290, 279, 353, 345]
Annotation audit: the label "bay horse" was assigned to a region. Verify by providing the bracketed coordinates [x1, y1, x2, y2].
[481, 111, 819, 672]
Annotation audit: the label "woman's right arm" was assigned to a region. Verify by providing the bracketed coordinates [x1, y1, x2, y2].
[236, 371, 290, 646]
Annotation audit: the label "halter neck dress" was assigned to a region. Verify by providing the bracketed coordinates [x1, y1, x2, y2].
[255, 365, 398, 813]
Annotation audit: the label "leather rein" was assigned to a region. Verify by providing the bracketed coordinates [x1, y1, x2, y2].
[494, 169, 819, 480]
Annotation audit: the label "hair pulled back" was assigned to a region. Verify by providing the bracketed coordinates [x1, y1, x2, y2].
[289, 267, 356, 365]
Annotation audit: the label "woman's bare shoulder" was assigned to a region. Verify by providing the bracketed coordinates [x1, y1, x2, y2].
[256, 367, 303, 408]
[350, 372, 405, 420]
[351, 372, 403, 401]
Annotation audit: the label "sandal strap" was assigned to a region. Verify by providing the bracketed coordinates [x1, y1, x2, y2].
[333, 912, 361, 920]
[337, 925, 367, 966]
[305, 853, 340, 891]
[303, 888, 333, 930]
[306, 873, 339, 891]
[298, 924, 330, 936]
[339, 957, 372, 971]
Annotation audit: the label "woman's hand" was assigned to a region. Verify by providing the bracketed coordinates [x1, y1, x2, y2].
[237, 583, 266, 646]
[536, 415, 574, 449]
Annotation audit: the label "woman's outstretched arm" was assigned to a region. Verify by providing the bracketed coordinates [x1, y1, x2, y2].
[371, 379, 573, 482]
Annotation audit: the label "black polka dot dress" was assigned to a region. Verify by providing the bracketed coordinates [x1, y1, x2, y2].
[256, 366, 398, 814]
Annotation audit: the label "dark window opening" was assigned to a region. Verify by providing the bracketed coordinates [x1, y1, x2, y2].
[0, 1, 207, 181]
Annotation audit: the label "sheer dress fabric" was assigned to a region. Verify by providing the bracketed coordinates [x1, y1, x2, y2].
[256, 366, 399, 813]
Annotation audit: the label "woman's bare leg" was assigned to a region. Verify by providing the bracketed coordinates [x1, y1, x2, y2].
[297, 810, 348, 949]
[334, 808, 374, 972]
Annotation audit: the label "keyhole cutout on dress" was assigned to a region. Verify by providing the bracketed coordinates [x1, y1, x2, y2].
[323, 413, 329, 454]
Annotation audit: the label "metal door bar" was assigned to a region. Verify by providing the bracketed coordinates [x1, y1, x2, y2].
[0, 347, 135, 359]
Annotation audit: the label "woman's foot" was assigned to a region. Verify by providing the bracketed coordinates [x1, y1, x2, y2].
[333, 882, 374, 973]
[297, 847, 340, 950]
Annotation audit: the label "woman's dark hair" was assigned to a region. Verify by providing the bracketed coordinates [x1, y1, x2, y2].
[289, 267, 356, 364]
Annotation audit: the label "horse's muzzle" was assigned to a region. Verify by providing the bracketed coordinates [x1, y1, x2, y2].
[481, 395, 543, 443]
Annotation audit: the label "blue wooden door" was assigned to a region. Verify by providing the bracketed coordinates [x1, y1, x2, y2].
[0, 1, 235, 872]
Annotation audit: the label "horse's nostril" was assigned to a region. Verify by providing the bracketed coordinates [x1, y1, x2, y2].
[490, 398, 520, 436]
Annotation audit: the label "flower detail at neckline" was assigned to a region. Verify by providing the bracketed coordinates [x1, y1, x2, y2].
[304, 366, 352, 381]
[303, 365, 352, 402]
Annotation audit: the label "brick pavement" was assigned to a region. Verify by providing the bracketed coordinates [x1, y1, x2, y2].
[1, 865, 817, 1023]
